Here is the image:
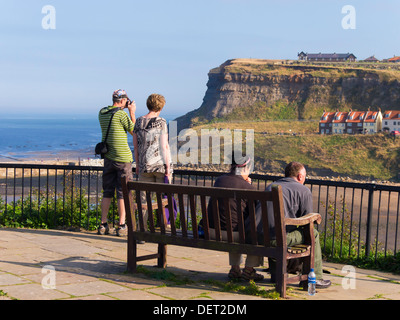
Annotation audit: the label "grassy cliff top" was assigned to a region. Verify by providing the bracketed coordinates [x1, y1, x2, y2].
[190, 120, 400, 181]
[210, 59, 400, 82]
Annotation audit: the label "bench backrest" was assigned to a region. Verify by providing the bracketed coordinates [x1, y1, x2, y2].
[122, 180, 288, 249]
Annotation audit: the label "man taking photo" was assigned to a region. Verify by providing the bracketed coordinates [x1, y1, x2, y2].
[97, 89, 136, 237]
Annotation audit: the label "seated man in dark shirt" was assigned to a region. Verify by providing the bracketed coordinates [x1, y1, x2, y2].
[206, 155, 264, 281]
[256, 162, 331, 289]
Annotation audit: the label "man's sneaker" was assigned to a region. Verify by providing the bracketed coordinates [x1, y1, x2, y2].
[316, 279, 331, 289]
[97, 223, 109, 235]
[116, 224, 127, 237]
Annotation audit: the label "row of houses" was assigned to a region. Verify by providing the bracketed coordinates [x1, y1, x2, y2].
[319, 110, 400, 135]
[298, 52, 357, 62]
[298, 52, 400, 63]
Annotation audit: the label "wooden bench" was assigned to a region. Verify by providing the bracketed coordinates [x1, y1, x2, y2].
[121, 177, 322, 298]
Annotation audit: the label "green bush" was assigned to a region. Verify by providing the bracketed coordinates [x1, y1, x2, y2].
[0, 187, 118, 231]
[320, 197, 400, 274]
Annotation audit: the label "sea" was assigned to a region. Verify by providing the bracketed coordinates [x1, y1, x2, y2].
[0, 114, 178, 162]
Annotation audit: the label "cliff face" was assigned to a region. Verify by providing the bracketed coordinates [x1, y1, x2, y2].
[176, 59, 400, 129]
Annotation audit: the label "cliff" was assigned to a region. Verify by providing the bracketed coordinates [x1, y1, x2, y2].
[175, 59, 400, 129]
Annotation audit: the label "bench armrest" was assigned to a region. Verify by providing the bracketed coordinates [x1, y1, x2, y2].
[285, 213, 322, 227]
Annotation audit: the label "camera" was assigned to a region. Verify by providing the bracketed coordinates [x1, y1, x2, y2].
[125, 99, 133, 108]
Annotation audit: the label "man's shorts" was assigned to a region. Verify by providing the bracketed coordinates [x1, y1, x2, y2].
[102, 158, 133, 199]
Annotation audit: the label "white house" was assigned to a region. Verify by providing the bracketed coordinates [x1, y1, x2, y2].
[382, 111, 400, 132]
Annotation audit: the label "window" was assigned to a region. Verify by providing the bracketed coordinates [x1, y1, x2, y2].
[321, 123, 325, 127]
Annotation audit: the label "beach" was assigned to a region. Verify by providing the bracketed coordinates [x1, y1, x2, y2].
[0, 148, 98, 166]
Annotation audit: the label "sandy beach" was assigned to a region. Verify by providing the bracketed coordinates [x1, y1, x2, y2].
[0, 148, 98, 166]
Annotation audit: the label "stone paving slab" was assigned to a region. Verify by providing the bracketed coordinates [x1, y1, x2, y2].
[1, 228, 400, 302]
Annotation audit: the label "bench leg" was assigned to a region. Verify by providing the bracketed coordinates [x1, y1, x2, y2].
[158, 244, 167, 269]
[275, 256, 287, 298]
[301, 255, 312, 290]
[127, 236, 138, 273]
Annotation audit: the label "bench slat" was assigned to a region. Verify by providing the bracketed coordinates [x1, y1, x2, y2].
[200, 195, 210, 240]
[166, 193, 177, 236]
[136, 190, 145, 232]
[248, 199, 258, 245]
[224, 197, 234, 243]
[156, 192, 167, 235]
[235, 196, 246, 245]
[189, 194, 199, 239]
[146, 192, 155, 233]
[211, 198, 222, 242]
[132, 231, 278, 257]
[178, 193, 188, 237]
[260, 200, 271, 247]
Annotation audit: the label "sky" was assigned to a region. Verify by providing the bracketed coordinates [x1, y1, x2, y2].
[1, 0, 400, 119]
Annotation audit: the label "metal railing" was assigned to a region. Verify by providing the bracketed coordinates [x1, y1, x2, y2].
[1, 163, 400, 264]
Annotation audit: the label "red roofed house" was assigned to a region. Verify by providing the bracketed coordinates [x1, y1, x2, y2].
[332, 111, 348, 134]
[345, 111, 366, 134]
[363, 110, 382, 134]
[319, 111, 336, 134]
[388, 56, 400, 63]
[382, 111, 400, 132]
[319, 110, 383, 134]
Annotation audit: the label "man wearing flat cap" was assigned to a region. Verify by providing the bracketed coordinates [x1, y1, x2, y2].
[205, 153, 264, 281]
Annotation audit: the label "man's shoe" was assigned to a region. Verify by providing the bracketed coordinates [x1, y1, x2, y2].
[316, 279, 331, 289]
[116, 224, 127, 237]
[242, 268, 264, 282]
[299, 279, 331, 290]
[97, 223, 109, 235]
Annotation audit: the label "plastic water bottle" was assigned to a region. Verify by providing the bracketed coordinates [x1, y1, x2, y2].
[308, 268, 316, 296]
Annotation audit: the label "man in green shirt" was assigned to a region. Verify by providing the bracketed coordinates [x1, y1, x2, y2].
[98, 89, 136, 237]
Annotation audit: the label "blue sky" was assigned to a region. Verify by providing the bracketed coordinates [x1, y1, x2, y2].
[1, 0, 399, 119]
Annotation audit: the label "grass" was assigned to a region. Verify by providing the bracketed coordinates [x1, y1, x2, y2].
[189, 120, 400, 181]
[136, 265, 194, 286]
[202, 279, 280, 300]
[219, 59, 400, 82]
[135, 265, 280, 300]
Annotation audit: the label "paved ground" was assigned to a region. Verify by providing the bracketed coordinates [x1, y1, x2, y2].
[1, 228, 400, 301]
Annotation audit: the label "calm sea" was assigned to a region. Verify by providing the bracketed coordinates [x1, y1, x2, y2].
[0, 114, 177, 161]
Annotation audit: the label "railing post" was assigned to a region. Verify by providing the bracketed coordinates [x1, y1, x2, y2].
[365, 183, 375, 257]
